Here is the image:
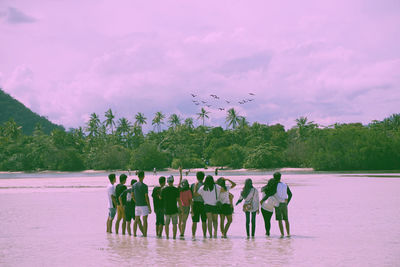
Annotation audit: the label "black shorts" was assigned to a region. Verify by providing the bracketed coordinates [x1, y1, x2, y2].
[219, 204, 233, 215]
[155, 210, 165, 225]
[192, 201, 207, 223]
[124, 204, 135, 221]
[275, 202, 288, 221]
[204, 204, 218, 214]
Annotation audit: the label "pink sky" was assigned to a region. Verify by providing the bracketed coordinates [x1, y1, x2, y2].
[1, 0, 399, 130]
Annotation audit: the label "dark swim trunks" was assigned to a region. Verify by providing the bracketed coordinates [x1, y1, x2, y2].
[275, 202, 288, 220]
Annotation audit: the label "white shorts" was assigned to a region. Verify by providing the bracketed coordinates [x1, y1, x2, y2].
[135, 206, 150, 216]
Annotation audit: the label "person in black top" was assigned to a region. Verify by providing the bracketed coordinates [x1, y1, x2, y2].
[119, 179, 137, 236]
[152, 176, 166, 238]
[115, 174, 127, 235]
[161, 175, 181, 239]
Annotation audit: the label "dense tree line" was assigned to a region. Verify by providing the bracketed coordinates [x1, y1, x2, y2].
[0, 108, 399, 171]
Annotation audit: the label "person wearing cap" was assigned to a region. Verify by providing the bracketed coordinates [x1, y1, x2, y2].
[132, 170, 152, 237]
[152, 176, 166, 238]
[178, 167, 192, 237]
[161, 174, 181, 239]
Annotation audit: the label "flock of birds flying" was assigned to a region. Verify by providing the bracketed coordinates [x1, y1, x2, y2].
[190, 92, 256, 111]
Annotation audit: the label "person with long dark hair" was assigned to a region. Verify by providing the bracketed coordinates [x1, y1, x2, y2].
[194, 175, 221, 238]
[178, 167, 192, 237]
[216, 177, 236, 238]
[260, 181, 279, 236]
[236, 179, 259, 237]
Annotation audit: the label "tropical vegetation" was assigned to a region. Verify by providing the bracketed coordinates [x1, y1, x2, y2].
[1, 103, 399, 171]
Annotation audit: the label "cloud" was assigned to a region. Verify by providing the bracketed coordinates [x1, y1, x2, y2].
[218, 51, 272, 76]
[2, 7, 36, 24]
[1, 1, 399, 131]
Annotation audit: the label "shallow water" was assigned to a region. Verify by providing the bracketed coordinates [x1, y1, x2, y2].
[0, 171, 399, 266]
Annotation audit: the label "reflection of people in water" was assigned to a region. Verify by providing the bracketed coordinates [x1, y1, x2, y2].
[215, 168, 218, 175]
[153, 168, 157, 175]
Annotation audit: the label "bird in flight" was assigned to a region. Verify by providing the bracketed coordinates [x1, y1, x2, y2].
[201, 101, 207, 104]
[206, 104, 212, 107]
[218, 108, 225, 111]
[210, 94, 220, 99]
[191, 93, 197, 97]
[225, 100, 230, 104]
[249, 93, 255, 96]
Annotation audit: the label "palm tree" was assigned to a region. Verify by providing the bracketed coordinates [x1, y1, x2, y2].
[168, 114, 181, 129]
[295, 116, 316, 139]
[184, 118, 194, 129]
[135, 112, 147, 127]
[2, 119, 22, 139]
[86, 113, 100, 137]
[152, 111, 165, 132]
[116, 117, 131, 136]
[226, 108, 240, 129]
[197, 108, 210, 126]
[104, 108, 116, 134]
[238, 116, 249, 128]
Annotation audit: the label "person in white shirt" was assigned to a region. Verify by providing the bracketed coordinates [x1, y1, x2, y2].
[106, 173, 117, 233]
[194, 175, 221, 238]
[236, 179, 259, 237]
[260, 180, 279, 236]
[216, 177, 236, 238]
[261, 172, 292, 238]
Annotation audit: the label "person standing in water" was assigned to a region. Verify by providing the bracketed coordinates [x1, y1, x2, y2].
[236, 179, 259, 238]
[216, 177, 236, 238]
[152, 176, 166, 238]
[115, 174, 128, 235]
[272, 172, 292, 238]
[195, 175, 221, 238]
[260, 179, 279, 236]
[106, 173, 117, 233]
[190, 171, 207, 238]
[161, 175, 180, 239]
[119, 179, 137, 236]
[132, 170, 152, 237]
[178, 167, 192, 237]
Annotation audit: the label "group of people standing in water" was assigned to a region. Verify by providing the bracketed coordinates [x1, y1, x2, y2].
[106, 169, 292, 239]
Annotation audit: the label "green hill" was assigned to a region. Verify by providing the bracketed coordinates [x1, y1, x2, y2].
[0, 88, 64, 134]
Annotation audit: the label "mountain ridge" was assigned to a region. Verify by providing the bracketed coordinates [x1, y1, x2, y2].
[0, 88, 65, 134]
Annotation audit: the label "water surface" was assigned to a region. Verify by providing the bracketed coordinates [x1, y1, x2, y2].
[0, 171, 399, 266]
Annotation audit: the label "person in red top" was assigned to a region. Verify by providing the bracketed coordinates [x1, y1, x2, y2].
[178, 167, 192, 237]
